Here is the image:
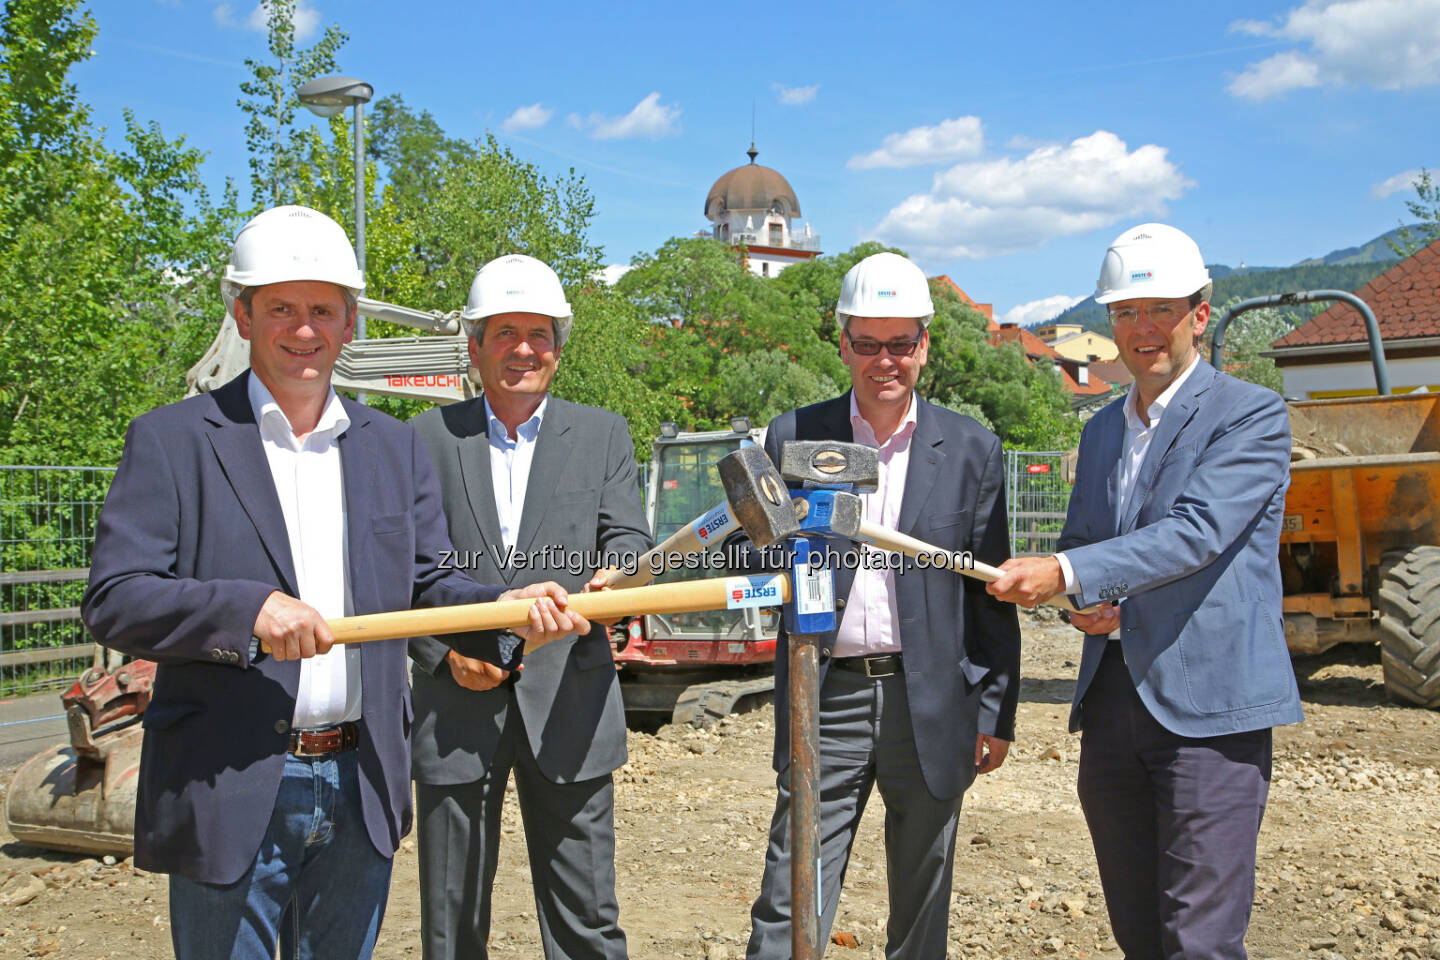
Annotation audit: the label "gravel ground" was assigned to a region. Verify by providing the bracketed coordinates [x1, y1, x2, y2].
[3, 616, 1439, 959]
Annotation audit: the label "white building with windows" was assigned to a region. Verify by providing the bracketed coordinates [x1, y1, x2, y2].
[703, 143, 820, 277]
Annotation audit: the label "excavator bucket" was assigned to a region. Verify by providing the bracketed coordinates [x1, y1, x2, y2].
[4, 660, 153, 855]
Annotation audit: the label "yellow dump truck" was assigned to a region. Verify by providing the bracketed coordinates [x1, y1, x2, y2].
[1213, 290, 1439, 708]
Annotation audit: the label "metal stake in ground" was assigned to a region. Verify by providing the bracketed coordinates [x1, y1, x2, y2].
[777, 439, 878, 959]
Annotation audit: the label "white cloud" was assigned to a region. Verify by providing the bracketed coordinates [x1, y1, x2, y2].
[593, 264, 634, 287]
[1229, 0, 1440, 99]
[869, 131, 1192, 260]
[213, 1, 321, 42]
[848, 116, 984, 170]
[502, 103, 553, 132]
[575, 92, 681, 140]
[1000, 294, 1087, 328]
[1373, 168, 1426, 199]
[774, 83, 819, 106]
[1228, 49, 1322, 99]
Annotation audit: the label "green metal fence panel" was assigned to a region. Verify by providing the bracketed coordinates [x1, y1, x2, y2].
[1, 466, 115, 695]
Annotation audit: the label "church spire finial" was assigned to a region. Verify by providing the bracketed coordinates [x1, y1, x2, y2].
[748, 101, 757, 163]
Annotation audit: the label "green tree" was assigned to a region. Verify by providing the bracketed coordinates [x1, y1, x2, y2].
[715, 349, 838, 425]
[618, 237, 844, 428]
[394, 135, 604, 308]
[1387, 168, 1440, 257]
[1202, 301, 1293, 394]
[236, 0, 346, 207]
[0, 0, 239, 465]
[366, 94, 475, 203]
[920, 280, 1075, 447]
[551, 288, 668, 460]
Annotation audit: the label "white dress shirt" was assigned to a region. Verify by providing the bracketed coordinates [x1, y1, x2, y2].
[832, 393, 918, 658]
[485, 396, 547, 549]
[248, 375, 360, 728]
[1057, 354, 1202, 628]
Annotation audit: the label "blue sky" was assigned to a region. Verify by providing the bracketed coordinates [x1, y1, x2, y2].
[78, 0, 1440, 325]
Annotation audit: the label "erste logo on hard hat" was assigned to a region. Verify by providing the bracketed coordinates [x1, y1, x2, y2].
[1130, 271, 1153, 283]
[876, 289, 897, 298]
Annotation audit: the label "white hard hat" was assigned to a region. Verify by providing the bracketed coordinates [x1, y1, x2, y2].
[221, 205, 365, 315]
[836, 252, 934, 330]
[463, 254, 573, 347]
[1094, 223, 1210, 305]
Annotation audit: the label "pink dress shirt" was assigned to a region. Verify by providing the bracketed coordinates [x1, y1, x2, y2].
[832, 393, 919, 658]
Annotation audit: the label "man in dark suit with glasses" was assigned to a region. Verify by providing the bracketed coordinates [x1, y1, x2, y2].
[745, 252, 1021, 959]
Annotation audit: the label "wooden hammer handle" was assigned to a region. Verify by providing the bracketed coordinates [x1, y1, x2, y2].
[602, 519, 707, 591]
[327, 574, 793, 651]
[856, 521, 1084, 613]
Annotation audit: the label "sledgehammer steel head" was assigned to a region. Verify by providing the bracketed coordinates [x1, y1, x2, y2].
[778, 441, 879, 492]
[716, 445, 801, 548]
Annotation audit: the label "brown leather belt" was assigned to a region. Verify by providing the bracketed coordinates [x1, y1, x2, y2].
[827, 653, 903, 678]
[288, 721, 360, 756]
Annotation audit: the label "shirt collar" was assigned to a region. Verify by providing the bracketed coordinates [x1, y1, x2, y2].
[483, 394, 547, 443]
[247, 372, 350, 446]
[848, 391, 919, 448]
[1123, 354, 1200, 432]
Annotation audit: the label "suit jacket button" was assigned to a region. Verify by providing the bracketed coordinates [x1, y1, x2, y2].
[211, 649, 224, 661]
[274, 719, 290, 734]
[836, 598, 846, 609]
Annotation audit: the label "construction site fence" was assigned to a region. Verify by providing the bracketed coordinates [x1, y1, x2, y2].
[1, 465, 115, 696]
[1004, 450, 1071, 557]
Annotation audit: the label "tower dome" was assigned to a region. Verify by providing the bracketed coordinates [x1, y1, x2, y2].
[704, 144, 801, 221]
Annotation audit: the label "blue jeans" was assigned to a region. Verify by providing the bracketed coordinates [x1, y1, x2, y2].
[169, 751, 394, 960]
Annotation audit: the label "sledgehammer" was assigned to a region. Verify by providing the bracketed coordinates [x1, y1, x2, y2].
[601, 444, 800, 589]
[325, 572, 793, 652]
[789, 487, 1087, 613]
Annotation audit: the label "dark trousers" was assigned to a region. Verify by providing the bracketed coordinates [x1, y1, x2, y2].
[746, 669, 964, 960]
[415, 704, 627, 960]
[1078, 644, 1272, 960]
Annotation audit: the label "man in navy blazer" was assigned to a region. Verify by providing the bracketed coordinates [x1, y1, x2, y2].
[745, 253, 1020, 959]
[991, 223, 1302, 959]
[81, 206, 585, 960]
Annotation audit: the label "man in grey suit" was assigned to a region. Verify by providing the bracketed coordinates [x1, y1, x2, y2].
[408, 254, 651, 960]
[746, 252, 1021, 959]
[990, 223, 1303, 959]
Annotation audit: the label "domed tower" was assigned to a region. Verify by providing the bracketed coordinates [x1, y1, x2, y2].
[703, 143, 820, 278]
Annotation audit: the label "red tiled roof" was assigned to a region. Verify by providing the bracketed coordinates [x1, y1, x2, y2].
[931, 274, 995, 322]
[1087, 360, 1134, 387]
[1058, 367, 1112, 396]
[991, 325, 1061, 359]
[1273, 237, 1440, 347]
[990, 326, 1113, 396]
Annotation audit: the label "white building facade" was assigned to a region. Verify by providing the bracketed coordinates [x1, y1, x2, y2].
[703, 144, 820, 277]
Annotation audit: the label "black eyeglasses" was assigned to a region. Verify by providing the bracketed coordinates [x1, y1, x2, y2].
[845, 331, 924, 357]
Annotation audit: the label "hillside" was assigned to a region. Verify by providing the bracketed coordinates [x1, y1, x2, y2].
[1049, 227, 1406, 333]
[1293, 223, 1420, 266]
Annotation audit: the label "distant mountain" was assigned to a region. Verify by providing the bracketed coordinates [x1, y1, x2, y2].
[1294, 224, 1422, 266]
[1045, 226, 1411, 333]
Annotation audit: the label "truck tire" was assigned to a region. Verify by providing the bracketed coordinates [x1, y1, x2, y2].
[1377, 546, 1440, 709]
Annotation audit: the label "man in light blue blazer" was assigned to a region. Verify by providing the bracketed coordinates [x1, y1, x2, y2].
[990, 223, 1303, 960]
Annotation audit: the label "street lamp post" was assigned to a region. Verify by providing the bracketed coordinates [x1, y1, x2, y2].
[297, 74, 374, 401]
